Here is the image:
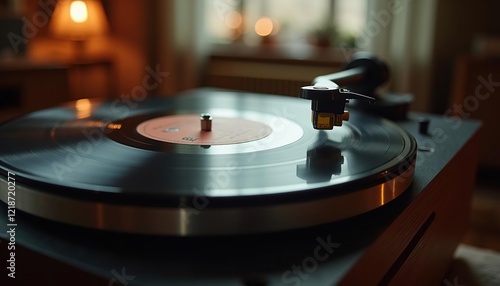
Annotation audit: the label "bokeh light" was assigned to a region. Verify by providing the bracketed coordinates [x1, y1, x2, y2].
[225, 11, 243, 29]
[254, 17, 274, 37]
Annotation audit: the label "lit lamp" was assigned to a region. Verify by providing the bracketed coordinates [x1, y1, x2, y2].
[50, 0, 109, 58]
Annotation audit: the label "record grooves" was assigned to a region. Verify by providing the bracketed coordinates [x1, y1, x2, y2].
[0, 89, 416, 235]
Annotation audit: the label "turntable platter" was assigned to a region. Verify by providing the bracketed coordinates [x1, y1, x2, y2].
[0, 89, 416, 235]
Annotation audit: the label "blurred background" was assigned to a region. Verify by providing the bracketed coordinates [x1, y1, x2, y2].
[0, 0, 499, 251]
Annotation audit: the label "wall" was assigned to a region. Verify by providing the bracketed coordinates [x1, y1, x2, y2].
[431, 0, 500, 113]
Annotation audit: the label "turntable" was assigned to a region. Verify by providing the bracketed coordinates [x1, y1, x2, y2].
[0, 54, 481, 285]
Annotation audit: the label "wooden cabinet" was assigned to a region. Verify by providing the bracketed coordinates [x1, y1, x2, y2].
[0, 59, 70, 122]
[450, 55, 500, 169]
[0, 58, 115, 123]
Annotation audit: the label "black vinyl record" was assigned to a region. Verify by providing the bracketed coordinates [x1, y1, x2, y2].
[0, 89, 416, 235]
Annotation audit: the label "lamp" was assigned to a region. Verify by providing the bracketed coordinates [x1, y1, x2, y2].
[50, 0, 109, 57]
[49, 0, 110, 99]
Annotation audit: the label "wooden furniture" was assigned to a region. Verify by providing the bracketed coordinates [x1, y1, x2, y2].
[0, 58, 70, 122]
[206, 43, 349, 96]
[0, 57, 115, 123]
[450, 55, 500, 170]
[66, 58, 116, 100]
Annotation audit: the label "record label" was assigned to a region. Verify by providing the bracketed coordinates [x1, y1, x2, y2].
[136, 115, 273, 145]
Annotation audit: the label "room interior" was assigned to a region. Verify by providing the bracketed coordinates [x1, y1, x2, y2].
[1, 0, 500, 285]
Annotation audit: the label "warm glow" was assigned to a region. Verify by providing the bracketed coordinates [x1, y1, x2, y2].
[271, 18, 280, 35]
[254, 17, 274, 37]
[225, 11, 242, 29]
[107, 123, 122, 130]
[75, 99, 92, 119]
[50, 0, 109, 40]
[70, 1, 88, 23]
[380, 184, 385, 205]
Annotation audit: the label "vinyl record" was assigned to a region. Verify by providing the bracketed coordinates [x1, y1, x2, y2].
[0, 89, 416, 235]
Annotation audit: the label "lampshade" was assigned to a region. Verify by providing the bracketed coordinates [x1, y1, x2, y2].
[50, 0, 109, 41]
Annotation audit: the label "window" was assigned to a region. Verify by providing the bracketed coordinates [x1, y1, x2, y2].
[207, 0, 367, 47]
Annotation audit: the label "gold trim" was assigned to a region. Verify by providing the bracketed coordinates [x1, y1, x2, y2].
[0, 165, 414, 236]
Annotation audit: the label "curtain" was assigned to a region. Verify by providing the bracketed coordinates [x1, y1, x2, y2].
[151, 0, 209, 95]
[364, 0, 438, 112]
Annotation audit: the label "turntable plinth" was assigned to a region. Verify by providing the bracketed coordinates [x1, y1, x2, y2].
[339, 114, 480, 286]
[0, 89, 480, 285]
